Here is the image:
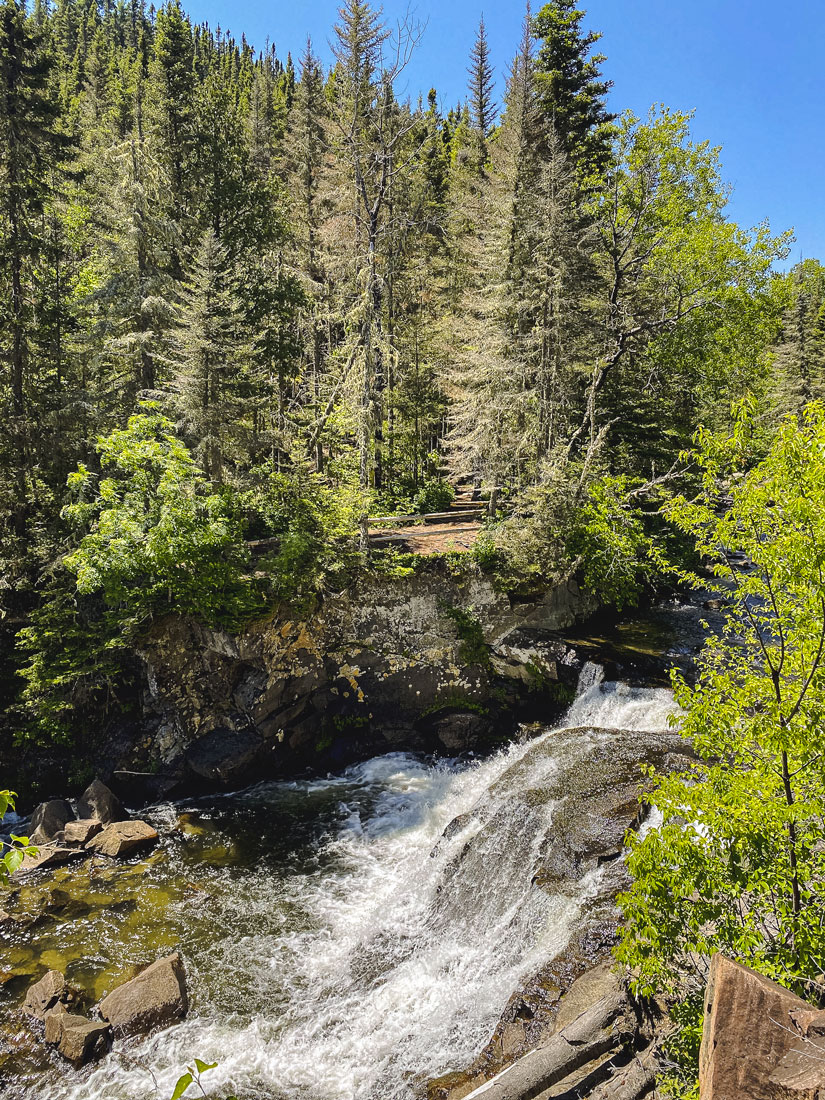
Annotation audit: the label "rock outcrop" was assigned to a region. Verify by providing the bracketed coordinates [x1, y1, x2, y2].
[699, 954, 825, 1099]
[99, 952, 188, 1037]
[86, 820, 158, 858]
[101, 569, 595, 796]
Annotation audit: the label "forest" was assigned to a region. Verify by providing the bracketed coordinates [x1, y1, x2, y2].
[3, 0, 823, 764]
[3, 0, 825, 1097]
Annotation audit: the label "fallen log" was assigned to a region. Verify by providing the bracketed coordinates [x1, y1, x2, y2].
[462, 989, 636, 1100]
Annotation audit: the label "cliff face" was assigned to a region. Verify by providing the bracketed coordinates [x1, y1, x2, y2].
[107, 566, 597, 800]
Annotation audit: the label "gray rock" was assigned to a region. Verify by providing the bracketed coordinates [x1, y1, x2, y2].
[29, 799, 75, 844]
[22, 970, 81, 1020]
[99, 952, 188, 1037]
[459, 987, 635, 1100]
[185, 726, 264, 784]
[13, 843, 87, 877]
[77, 779, 127, 824]
[429, 711, 490, 752]
[45, 1011, 110, 1066]
[61, 819, 104, 847]
[86, 820, 158, 858]
[111, 770, 181, 804]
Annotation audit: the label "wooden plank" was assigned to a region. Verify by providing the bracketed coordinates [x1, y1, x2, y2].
[246, 536, 281, 551]
[367, 509, 484, 526]
[369, 525, 482, 544]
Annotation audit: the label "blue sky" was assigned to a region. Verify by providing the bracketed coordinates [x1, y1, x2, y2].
[187, 0, 825, 266]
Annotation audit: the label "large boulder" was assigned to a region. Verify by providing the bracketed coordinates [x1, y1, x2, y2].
[99, 952, 188, 1037]
[699, 954, 825, 1099]
[22, 970, 81, 1021]
[29, 799, 75, 844]
[77, 779, 127, 824]
[86, 820, 158, 858]
[44, 1011, 109, 1067]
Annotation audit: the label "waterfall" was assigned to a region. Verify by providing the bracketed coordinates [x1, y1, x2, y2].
[38, 669, 677, 1100]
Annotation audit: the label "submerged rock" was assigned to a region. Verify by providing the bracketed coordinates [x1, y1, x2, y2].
[99, 952, 188, 1037]
[86, 820, 158, 858]
[44, 1011, 109, 1067]
[29, 800, 75, 845]
[77, 779, 127, 824]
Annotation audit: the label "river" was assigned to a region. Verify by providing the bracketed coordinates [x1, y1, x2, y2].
[1, 665, 680, 1100]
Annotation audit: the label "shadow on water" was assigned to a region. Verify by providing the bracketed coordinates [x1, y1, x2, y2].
[556, 583, 727, 685]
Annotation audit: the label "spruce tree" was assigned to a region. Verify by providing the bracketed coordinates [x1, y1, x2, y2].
[467, 14, 496, 168]
[0, 0, 73, 545]
[531, 0, 615, 178]
[171, 229, 243, 482]
[0, 0, 70, 417]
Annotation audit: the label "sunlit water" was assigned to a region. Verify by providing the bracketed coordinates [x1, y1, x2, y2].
[1, 669, 678, 1100]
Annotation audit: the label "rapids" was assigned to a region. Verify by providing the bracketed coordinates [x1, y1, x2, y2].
[3, 668, 679, 1100]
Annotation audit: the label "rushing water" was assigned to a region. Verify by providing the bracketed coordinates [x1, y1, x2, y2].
[1, 670, 678, 1100]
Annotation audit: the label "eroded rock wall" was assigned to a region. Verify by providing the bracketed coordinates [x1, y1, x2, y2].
[108, 567, 596, 797]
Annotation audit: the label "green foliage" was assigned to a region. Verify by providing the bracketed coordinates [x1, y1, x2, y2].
[481, 470, 679, 608]
[568, 476, 664, 610]
[17, 408, 265, 748]
[170, 1058, 219, 1100]
[532, 0, 615, 177]
[239, 462, 362, 604]
[368, 547, 422, 578]
[422, 694, 489, 718]
[617, 402, 825, 1089]
[439, 603, 490, 667]
[0, 790, 35, 880]
[64, 406, 262, 628]
[655, 996, 703, 1100]
[16, 584, 132, 744]
[412, 478, 455, 515]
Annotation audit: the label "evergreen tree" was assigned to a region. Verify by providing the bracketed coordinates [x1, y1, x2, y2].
[170, 229, 243, 481]
[150, 0, 196, 223]
[531, 0, 615, 178]
[0, 0, 73, 543]
[771, 259, 825, 415]
[467, 14, 496, 168]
